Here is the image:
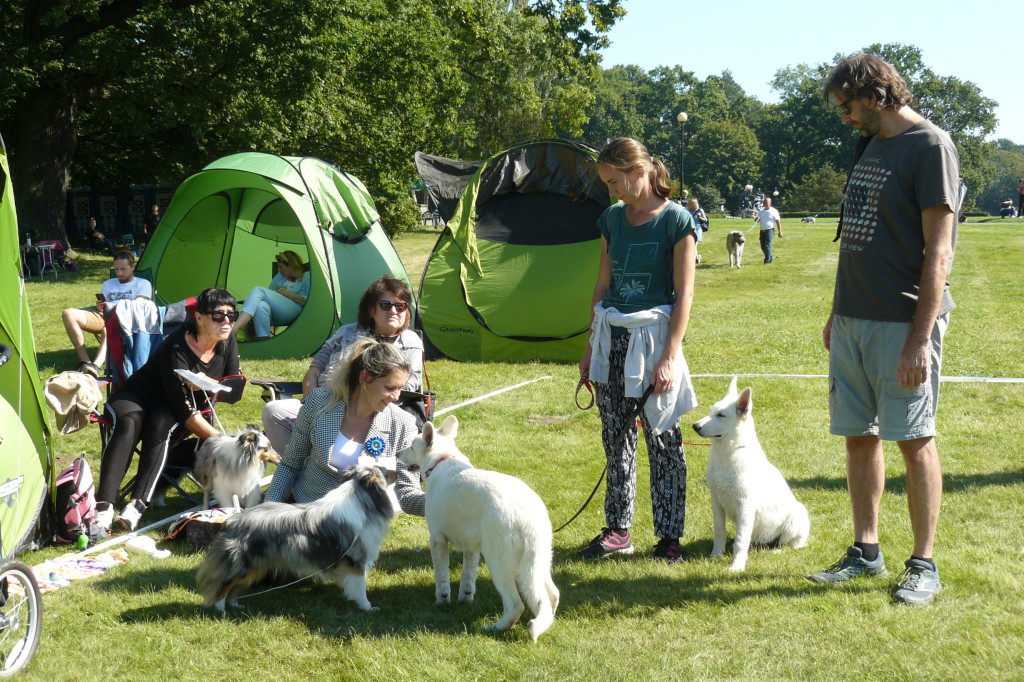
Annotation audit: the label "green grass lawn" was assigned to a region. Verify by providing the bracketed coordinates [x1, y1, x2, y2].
[16, 219, 1024, 680]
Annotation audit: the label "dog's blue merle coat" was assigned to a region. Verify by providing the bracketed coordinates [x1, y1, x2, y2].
[594, 335, 687, 539]
[196, 465, 395, 606]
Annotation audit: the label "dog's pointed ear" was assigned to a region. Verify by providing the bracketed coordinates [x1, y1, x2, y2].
[439, 415, 459, 439]
[421, 421, 435, 447]
[736, 387, 752, 416]
[727, 376, 738, 397]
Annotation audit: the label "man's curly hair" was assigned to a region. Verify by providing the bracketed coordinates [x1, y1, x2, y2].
[823, 53, 913, 112]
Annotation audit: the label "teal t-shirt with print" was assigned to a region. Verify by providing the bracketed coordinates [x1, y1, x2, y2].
[598, 201, 695, 314]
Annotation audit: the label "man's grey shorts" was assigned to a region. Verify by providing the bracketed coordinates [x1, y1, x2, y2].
[828, 313, 949, 441]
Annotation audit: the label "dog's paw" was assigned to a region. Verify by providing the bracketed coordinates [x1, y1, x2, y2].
[728, 561, 747, 572]
[710, 546, 725, 557]
[459, 590, 475, 603]
[435, 593, 450, 606]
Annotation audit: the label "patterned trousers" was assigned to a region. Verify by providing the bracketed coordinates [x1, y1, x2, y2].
[594, 334, 687, 539]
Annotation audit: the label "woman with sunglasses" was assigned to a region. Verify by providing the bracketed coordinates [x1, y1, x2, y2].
[232, 250, 310, 339]
[261, 276, 425, 512]
[95, 288, 241, 532]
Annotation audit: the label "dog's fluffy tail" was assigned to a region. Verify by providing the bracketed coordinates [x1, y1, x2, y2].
[520, 542, 559, 642]
[196, 532, 259, 607]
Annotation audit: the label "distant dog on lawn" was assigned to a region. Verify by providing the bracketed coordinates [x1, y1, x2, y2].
[193, 424, 280, 509]
[398, 416, 559, 642]
[196, 464, 397, 613]
[726, 230, 746, 268]
[692, 378, 810, 571]
[801, 215, 817, 223]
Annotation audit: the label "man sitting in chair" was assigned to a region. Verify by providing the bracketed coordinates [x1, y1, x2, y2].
[61, 251, 152, 378]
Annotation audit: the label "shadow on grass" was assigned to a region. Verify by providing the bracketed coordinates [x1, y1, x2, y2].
[105, 537, 861, 643]
[790, 468, 1024, 493]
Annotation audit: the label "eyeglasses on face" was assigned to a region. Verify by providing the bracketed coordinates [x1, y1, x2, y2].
[832, 94, 853, 115]
[377, 299, 409, 313]
[208, 310, 239, 323]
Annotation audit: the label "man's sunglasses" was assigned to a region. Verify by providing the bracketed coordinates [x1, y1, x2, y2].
[208, 310, 239, 322]
[378, 299, 409, 313]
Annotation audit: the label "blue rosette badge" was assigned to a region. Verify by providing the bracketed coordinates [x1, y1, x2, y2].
[365, 436, 386, 457]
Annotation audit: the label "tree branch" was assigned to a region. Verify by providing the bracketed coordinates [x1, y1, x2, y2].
[45, 0, 208, 49]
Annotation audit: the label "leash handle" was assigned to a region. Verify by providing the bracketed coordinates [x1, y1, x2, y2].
[575, 377, 595, 410]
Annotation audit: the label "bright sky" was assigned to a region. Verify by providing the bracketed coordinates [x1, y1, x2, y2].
[598, 0, 1019, 143]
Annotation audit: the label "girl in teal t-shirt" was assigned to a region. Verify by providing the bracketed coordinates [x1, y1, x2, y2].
[578, 137, 699, 563]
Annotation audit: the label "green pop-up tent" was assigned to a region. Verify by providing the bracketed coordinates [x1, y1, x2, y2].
[414, 139, 609, 362]
[138, 153, 410, 359]
[0, 133, 53, 558]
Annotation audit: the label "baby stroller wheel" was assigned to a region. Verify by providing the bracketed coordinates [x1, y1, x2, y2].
[0, 561, 42, 677]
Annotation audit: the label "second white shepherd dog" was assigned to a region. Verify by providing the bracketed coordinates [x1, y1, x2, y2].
[692, 378, 810, 571]
[398, 416, 559, 642]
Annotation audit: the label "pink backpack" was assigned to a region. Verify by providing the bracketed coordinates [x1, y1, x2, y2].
[53, 455, 99, 544]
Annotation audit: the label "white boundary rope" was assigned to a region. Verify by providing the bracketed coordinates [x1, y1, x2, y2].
[693, 373, 1024, 383]
[434, 375, 552, 417]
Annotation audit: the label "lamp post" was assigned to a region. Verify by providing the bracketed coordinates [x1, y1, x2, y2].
[677, 111, 688, 198]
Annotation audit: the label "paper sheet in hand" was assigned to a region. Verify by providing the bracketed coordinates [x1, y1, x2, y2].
[174, 369, 231, 394]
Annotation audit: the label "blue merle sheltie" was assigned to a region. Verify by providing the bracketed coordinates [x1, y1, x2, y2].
[196, 464, 398, 612]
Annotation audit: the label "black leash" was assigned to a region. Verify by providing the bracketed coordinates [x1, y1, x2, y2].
[554, 383, 655, 533]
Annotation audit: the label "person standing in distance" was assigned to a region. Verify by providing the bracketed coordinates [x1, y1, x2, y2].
[753, 197, 782, 264]
[808, 53, 960, 606]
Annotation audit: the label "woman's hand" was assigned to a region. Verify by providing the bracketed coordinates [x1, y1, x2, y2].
[578, 345, 592, 382]
[651, 353, 676, 394]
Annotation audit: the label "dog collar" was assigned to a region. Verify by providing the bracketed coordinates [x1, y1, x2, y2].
[423, 456, 452, 480]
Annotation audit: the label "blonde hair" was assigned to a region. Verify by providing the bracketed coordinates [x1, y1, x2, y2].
[687, 198, 700, 210]
[598, 137, 672, 200]
[275, 250, 304, 280]
[325, 337, 410, 411]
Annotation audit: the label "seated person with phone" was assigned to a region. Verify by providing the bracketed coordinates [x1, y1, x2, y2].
[61, 251, 152, 377]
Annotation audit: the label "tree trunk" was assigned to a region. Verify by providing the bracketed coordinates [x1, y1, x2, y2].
[11, 86, 76, 244]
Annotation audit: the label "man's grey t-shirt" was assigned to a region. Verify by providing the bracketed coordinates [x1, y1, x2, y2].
[833, 120, 959, 322]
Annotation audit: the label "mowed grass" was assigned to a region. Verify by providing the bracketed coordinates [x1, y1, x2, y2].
[16, 219, 1024, 680]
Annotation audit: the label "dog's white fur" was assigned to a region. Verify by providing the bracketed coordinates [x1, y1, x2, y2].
[801, 215, 817, 223]
[692, 378, 810, 571]
[193, 424, 280, 509]
[398, 416, 559, 642]
[726, 230, 746, 268]
[196, 464, 398, 613]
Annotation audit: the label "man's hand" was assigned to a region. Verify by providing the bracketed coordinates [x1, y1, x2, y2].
[897, 338, 930, 389]
[823, 314, 833, 352]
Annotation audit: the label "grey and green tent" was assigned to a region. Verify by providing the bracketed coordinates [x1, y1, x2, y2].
[138, 153, 410, 360]
[414, 139, 609, 362]
[0, 133, 53, 558]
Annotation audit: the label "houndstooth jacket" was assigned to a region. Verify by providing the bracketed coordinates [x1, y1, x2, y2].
[264, 386, 424, 515]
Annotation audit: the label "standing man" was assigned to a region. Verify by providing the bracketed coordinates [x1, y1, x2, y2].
[142, 204, 160, 247]
[754, 197, 782, 264]
[808, 54, 959, 606]
[61, 251, 153, 377]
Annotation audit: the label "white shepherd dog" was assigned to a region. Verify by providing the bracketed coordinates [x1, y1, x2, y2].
[398, 416, 559, 642]
[692, 378, 810, 571]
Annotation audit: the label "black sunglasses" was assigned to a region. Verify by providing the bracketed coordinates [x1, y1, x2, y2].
[208, 310, 239, 323]
[378, 299, 409, 313]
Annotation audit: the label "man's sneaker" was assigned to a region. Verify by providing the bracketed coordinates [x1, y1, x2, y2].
[95, 502, 115, 532]
[892, 558, 941, 606]
[578, 528, 633, 560]
[75, 361, 101, 378]
[807, 546, 887, 583]
[652, 537, 684, 563]
[115, 499, 146, 532]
